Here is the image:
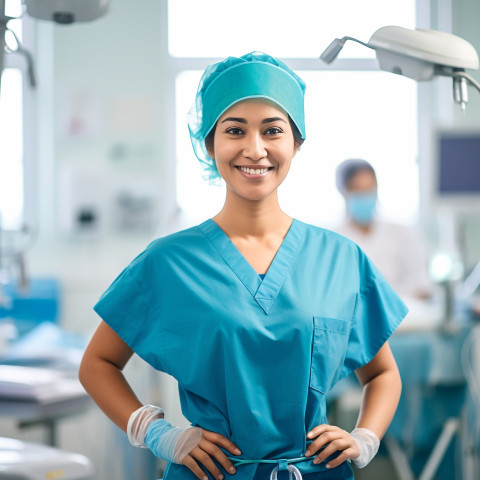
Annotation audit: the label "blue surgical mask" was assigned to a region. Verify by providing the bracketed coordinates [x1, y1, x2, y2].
[346, 192, 377, 225]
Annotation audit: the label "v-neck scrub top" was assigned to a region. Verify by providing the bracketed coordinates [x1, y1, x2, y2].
[94, 219, 408, 480]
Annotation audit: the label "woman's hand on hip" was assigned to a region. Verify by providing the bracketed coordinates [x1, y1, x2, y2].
[182, 429, 241, 480]
[305, 424, 360, 469]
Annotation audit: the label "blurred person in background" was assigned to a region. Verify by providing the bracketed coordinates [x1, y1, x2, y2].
[334, 158, 433, 301]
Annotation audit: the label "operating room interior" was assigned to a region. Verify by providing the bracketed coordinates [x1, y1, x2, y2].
[1, 0, 480, 479]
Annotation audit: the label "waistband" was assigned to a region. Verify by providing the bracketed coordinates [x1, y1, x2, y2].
[227, 455, 316, 480]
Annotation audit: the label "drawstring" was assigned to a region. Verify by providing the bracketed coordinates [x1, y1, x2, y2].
[227, 455, 315, 479]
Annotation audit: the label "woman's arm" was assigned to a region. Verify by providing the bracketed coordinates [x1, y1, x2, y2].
[354, 341, 402, 438]
[79, 320, 240, 479]
[305, 341, 401, 468]
[78, 320, 141, 431]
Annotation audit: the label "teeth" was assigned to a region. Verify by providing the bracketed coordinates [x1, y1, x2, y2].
[239, 167, 270, 175]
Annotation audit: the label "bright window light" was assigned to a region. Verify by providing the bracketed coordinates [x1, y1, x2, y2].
[168, 0, 415, 58]
[281, 71, 418, 227]
[0, 69, 24, 230]
[176, 70, 418, 227]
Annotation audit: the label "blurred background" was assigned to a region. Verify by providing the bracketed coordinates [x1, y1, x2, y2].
[1, 0, 480, 479]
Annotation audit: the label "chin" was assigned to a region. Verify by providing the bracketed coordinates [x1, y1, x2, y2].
[232, 186, 278, 202]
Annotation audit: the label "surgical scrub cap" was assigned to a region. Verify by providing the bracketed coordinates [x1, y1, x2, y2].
[187, 51, 306, 183]
[335, 159, 377, 194]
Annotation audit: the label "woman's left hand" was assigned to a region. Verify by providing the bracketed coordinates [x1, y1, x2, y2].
[304, 425, 360, 469]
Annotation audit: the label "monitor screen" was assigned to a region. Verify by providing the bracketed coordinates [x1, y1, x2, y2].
[438, 133, 480, 194]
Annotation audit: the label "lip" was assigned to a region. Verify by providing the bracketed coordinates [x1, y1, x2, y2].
[235, 165, 273, 169]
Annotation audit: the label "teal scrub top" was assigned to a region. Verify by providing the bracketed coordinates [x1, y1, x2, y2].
[94, 219, 408, 480]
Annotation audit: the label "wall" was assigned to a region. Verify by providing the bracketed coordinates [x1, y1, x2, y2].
[17, 1, 177, 478]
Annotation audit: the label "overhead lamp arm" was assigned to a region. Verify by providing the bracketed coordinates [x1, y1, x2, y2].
[320, 36, 372, 63]
[320, 26, 480, 111]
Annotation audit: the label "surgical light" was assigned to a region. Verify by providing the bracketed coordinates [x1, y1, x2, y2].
[24, 0, 109, 24]
[320, 26, 480, 112]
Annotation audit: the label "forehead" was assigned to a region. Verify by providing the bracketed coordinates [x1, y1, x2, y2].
[347, 169, 377, 190]
[218, 98, 289, 121]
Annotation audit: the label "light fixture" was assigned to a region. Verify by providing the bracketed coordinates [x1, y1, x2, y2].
[320, 26, 480, 112]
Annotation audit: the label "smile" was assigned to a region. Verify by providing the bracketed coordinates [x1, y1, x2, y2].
[236, 166, 273, 175]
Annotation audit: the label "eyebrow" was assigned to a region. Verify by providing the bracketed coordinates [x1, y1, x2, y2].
[220, 117, 287, 124]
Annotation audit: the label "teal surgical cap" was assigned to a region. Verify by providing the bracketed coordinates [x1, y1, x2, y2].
[187, 51, 306, 183]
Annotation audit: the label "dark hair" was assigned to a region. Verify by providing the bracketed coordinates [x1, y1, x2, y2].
[204, 116, 304, 155]
[336, 159, 377, 193]
[204, 125, 216, 155]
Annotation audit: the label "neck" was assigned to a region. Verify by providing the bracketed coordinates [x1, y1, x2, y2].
[213, 189, 292, 238]
[349, 218, 373, 234]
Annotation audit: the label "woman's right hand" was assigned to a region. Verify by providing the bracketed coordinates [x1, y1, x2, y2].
[182, 429, 241, 480]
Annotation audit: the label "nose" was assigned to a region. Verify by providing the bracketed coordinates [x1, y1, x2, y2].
[242, 132, 267, 161]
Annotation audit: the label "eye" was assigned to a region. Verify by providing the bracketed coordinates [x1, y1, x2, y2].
[264, 127, 283, 135]
[225, 127, 244, 135]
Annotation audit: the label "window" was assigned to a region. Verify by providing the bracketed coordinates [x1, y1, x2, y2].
[0, 0, 25, 230]
[169, 0, 420, 226]
[169, 0, 415, 59]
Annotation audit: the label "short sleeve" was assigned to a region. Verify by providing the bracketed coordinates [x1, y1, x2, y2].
[342, 247, 409, 378]
[93, 248, 165, 371]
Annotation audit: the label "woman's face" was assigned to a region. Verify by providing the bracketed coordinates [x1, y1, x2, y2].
[208, 99, 299, 202]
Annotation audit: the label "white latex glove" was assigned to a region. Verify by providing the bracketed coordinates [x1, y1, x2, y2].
[350, 427, 380, 468]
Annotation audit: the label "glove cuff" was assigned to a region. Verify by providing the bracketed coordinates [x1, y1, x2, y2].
[350, 427, 380, 468]
[127, 404, 164, 447]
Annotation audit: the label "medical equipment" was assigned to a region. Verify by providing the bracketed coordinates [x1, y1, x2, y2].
[320, 26, 480, 112]
[384, 327, 472, 480]
[0, 436, 94, 479]
[24, 0, 109, 24]
[187, 51, 306, 183]
[431, 130, 480, 216]
[1, 0, 34, 93]
[1, 0, 109, 90]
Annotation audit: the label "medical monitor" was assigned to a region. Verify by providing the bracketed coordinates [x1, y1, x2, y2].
[435, 130, 480, 211]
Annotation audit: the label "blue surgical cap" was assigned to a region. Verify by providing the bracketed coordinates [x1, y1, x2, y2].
[187, 51, 306, 183]
[335, 159, 377, 194]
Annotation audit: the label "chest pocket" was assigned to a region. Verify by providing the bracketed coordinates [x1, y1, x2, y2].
[310, 316, 350, 394]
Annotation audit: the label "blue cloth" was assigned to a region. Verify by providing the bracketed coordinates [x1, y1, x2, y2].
[94, 219, 408, 480]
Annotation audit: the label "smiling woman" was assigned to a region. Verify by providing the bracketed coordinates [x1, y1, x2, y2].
[208, 100, 298, 204]
[187, 52, 306, 184]
[81, 51, 408, 480]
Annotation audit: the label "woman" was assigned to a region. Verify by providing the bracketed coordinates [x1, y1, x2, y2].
[79, 52, 407, 480]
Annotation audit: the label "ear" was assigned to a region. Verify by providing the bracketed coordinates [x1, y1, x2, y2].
[205, 139, 215, 160]
[292, 140, 302, 157]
